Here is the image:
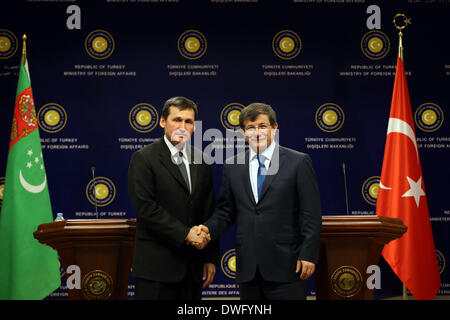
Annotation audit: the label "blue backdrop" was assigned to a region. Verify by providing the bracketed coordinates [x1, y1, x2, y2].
[0, 0, 448, 299]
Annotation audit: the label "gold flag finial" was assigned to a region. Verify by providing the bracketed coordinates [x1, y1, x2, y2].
[22, 34, 27, 63]
[393, 14, 412, 61]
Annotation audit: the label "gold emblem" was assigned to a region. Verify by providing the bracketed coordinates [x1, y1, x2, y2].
[361, 30, 390, 60]
[81, 270, 113, 300]
[177, 30, 207, 60]
[85, 30, 115, 60]
[272, 30, 302, 60]
[331, 266, 363, 298]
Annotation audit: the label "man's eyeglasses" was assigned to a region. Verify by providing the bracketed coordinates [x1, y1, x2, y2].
[244, 123, 271, 134]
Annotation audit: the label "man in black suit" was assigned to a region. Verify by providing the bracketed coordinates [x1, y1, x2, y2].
[195, 102, 322, 300]
[128, 96, 219, 300]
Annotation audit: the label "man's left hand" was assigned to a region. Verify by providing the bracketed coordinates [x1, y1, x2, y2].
[296, 260, 315, 280]
[202, 263, 216, 288]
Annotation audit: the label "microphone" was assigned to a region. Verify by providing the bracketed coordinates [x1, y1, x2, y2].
[91, 166, 99, 219]
[341, 162, 350, 215]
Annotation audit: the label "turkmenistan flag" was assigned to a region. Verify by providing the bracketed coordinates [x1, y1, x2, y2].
[0, 36, 60, 299]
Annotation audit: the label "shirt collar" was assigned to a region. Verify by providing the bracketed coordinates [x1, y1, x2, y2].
[249, 140, 276, 162]
[163, 135, 187, 158]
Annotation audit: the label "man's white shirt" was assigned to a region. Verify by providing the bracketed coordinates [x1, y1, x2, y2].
[164, 135, 192, 193]
[249, 141, 276, 203]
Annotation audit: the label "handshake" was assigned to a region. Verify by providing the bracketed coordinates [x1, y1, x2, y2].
[186, 225, 210, 249]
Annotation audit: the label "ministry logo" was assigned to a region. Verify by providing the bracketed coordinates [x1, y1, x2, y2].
[86, 176, 116, 207]
[362, 176, 380, 206]
[221, 249, 236, 279]
[361, 30, 390, 60]
[220, 103, 244, 131]
[415, 102, 444, 133]
[177, 30, 207, 60]
[0, 29, 18, 59]
[85, 30, 115, 60]
[37, 103, 67, 133]
[272, 30, 302, 60]
[315, 103, 345, 133]
[129, 103, 159, 133]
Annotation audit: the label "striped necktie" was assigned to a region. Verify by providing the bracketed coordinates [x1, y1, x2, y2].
[257, 154, 267, 199]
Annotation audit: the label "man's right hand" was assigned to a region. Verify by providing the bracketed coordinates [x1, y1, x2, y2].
[186, 225, 210, 249]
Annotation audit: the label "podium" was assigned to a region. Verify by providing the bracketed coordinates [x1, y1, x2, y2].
[34, 216, 405, 300]
[33, 219, 136, 300]
[315, 215, 407, 300]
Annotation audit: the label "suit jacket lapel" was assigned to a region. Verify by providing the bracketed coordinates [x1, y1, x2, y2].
[159, 138, 191, 194]
[239, 150, 256, 206]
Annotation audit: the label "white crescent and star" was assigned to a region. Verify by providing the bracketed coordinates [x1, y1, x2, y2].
[138, 113, 148, 123]
[280, 39, 290, 50]
[324, 112, 336, 123]
[45, 112, 58, 125]
[19, 149, 46, 194]
[186, 40, 196, 50]
[402, 176, 426, 208]
[19, 169, 46, 194]
[94, 40, 104, 50]
[379, 181, 392, 190]
[369, 39, 381, 51]
[379, 117, 426, 207]
[386, 117, 419, 162]
[423, 111, 435, 123]
[95, 186, 107, 198]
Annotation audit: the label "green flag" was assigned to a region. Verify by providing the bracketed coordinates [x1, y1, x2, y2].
[0, 36, 60, 300]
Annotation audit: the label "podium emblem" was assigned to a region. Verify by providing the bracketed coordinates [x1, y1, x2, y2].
[82, 270, 113, 300]
[221, 249, 236, 279]
[331, 266, 363, 298]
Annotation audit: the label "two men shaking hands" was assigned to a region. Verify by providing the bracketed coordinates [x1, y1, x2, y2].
[186, 225, 210, 250]
[128, 98, 322, 300]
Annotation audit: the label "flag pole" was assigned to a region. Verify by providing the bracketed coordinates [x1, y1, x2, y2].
[22, 34, 27, 63]
[393, 13, 412, 300]
[393, 14, 411, 62]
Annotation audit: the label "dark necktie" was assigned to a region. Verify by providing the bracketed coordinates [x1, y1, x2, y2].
[175, 151, 190, 193]
[257, 154, 267, 199]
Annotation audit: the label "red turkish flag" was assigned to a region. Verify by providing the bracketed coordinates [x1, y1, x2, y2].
[376, 56, 441, 300]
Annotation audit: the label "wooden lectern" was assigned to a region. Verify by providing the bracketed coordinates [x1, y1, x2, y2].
[33, 219, 136, 300]
[315, 215, 407, 300]
[34, 216, 405, 300]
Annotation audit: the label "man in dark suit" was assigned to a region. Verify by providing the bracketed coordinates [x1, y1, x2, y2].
[128, 96, 219, 300]
[195, 102, 322, 300]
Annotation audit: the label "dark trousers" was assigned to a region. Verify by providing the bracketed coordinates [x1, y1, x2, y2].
[134, 268, 202, 300]
[239, 267, 306, 300]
